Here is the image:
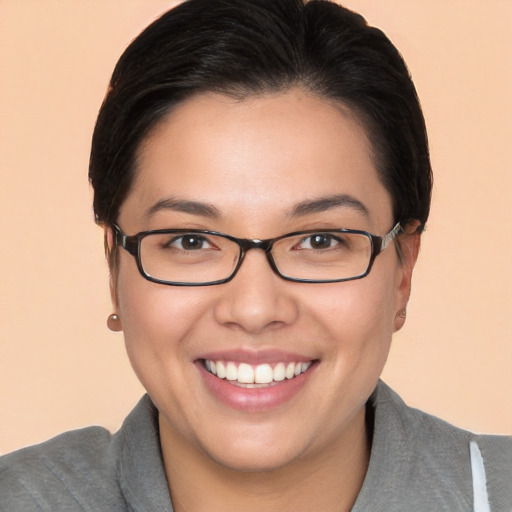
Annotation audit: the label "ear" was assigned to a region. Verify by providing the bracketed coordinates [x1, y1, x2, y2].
[393, 225, 421, 332]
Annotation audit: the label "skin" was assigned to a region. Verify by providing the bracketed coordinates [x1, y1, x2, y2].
[109, 88, 420, 512]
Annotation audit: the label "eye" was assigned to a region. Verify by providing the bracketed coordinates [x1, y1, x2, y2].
[165, 234, 214, 251]
[298, 233, 343, 250]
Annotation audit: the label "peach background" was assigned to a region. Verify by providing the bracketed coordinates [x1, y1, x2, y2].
[1, 1, 511, 455]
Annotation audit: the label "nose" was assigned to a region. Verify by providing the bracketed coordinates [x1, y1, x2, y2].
[213, 249, 299, 334]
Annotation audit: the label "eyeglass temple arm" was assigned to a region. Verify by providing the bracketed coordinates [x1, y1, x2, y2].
[112, 224, 139, 256]
[378, 222, 402, 252]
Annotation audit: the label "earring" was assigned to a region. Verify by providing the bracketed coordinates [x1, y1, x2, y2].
[396, 309, 407, 319]
[107, 313, 122, 332]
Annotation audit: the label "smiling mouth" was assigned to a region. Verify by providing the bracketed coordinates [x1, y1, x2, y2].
[203, 360, 313, 387]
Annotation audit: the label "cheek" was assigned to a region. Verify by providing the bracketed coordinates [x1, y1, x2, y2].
[115, 266, 210, 379]
[306, 267, 398, 380]
[310, 273, 397, 339]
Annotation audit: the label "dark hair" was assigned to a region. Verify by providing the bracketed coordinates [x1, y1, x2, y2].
[89, 0, 432, 236]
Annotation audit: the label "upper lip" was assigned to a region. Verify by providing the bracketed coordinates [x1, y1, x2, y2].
[197, 348, 316, 365]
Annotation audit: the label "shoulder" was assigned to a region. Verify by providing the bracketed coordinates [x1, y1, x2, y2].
[399, 390, 512, 511]
[0, 426, 119, 511]
[470, 433, 512, 512]
[355, 381, 512, 511]
[381, 381, 511, 456]
[372, 380, 511, 452]
[0, 395, 170, 512]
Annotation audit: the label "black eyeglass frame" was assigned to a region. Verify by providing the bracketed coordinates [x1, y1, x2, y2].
[112, 222, 402, 286]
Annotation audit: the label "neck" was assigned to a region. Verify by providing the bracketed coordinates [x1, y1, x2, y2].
[159, 407, 370, 512]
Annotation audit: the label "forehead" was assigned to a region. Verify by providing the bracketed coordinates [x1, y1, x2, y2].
[122, 89, 393, 232]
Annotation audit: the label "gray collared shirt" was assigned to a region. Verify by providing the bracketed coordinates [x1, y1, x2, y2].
[1, 381, 511, 511]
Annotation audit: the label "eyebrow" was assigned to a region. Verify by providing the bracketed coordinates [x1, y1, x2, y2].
[146, 196, 221, 219]
[146, 193, 368, 221]
[288, 194, 369, 218]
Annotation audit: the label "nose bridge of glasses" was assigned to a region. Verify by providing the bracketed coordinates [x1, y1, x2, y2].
[236, 237, 278, 271]
[232, 237, 281, 282]
[238, 238, 273, 253]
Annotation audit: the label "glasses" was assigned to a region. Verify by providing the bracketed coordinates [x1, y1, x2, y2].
[112, 222, 402, 286]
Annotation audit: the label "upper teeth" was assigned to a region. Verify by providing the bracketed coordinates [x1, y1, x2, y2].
[205, 360, 312, 385]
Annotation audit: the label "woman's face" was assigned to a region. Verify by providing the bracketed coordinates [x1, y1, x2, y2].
[114, 89, 416, 472]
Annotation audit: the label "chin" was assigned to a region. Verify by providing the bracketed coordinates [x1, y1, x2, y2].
[192, 419, 316, 474]
[206, 442, 305, 474]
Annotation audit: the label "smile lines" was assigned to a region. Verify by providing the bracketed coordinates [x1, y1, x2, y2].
[204, 360, 312, 385]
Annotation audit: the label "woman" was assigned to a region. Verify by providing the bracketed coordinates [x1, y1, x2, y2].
[1, 0, 510, 510]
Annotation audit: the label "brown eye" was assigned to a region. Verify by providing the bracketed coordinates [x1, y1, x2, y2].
[309, 234, 333, 249]
[165, 234, 213, 251]
[181, 235, 205, 250]
[298, 234, 341, 250]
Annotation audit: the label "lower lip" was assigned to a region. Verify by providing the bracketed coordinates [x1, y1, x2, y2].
[197, 362, 315, 412]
